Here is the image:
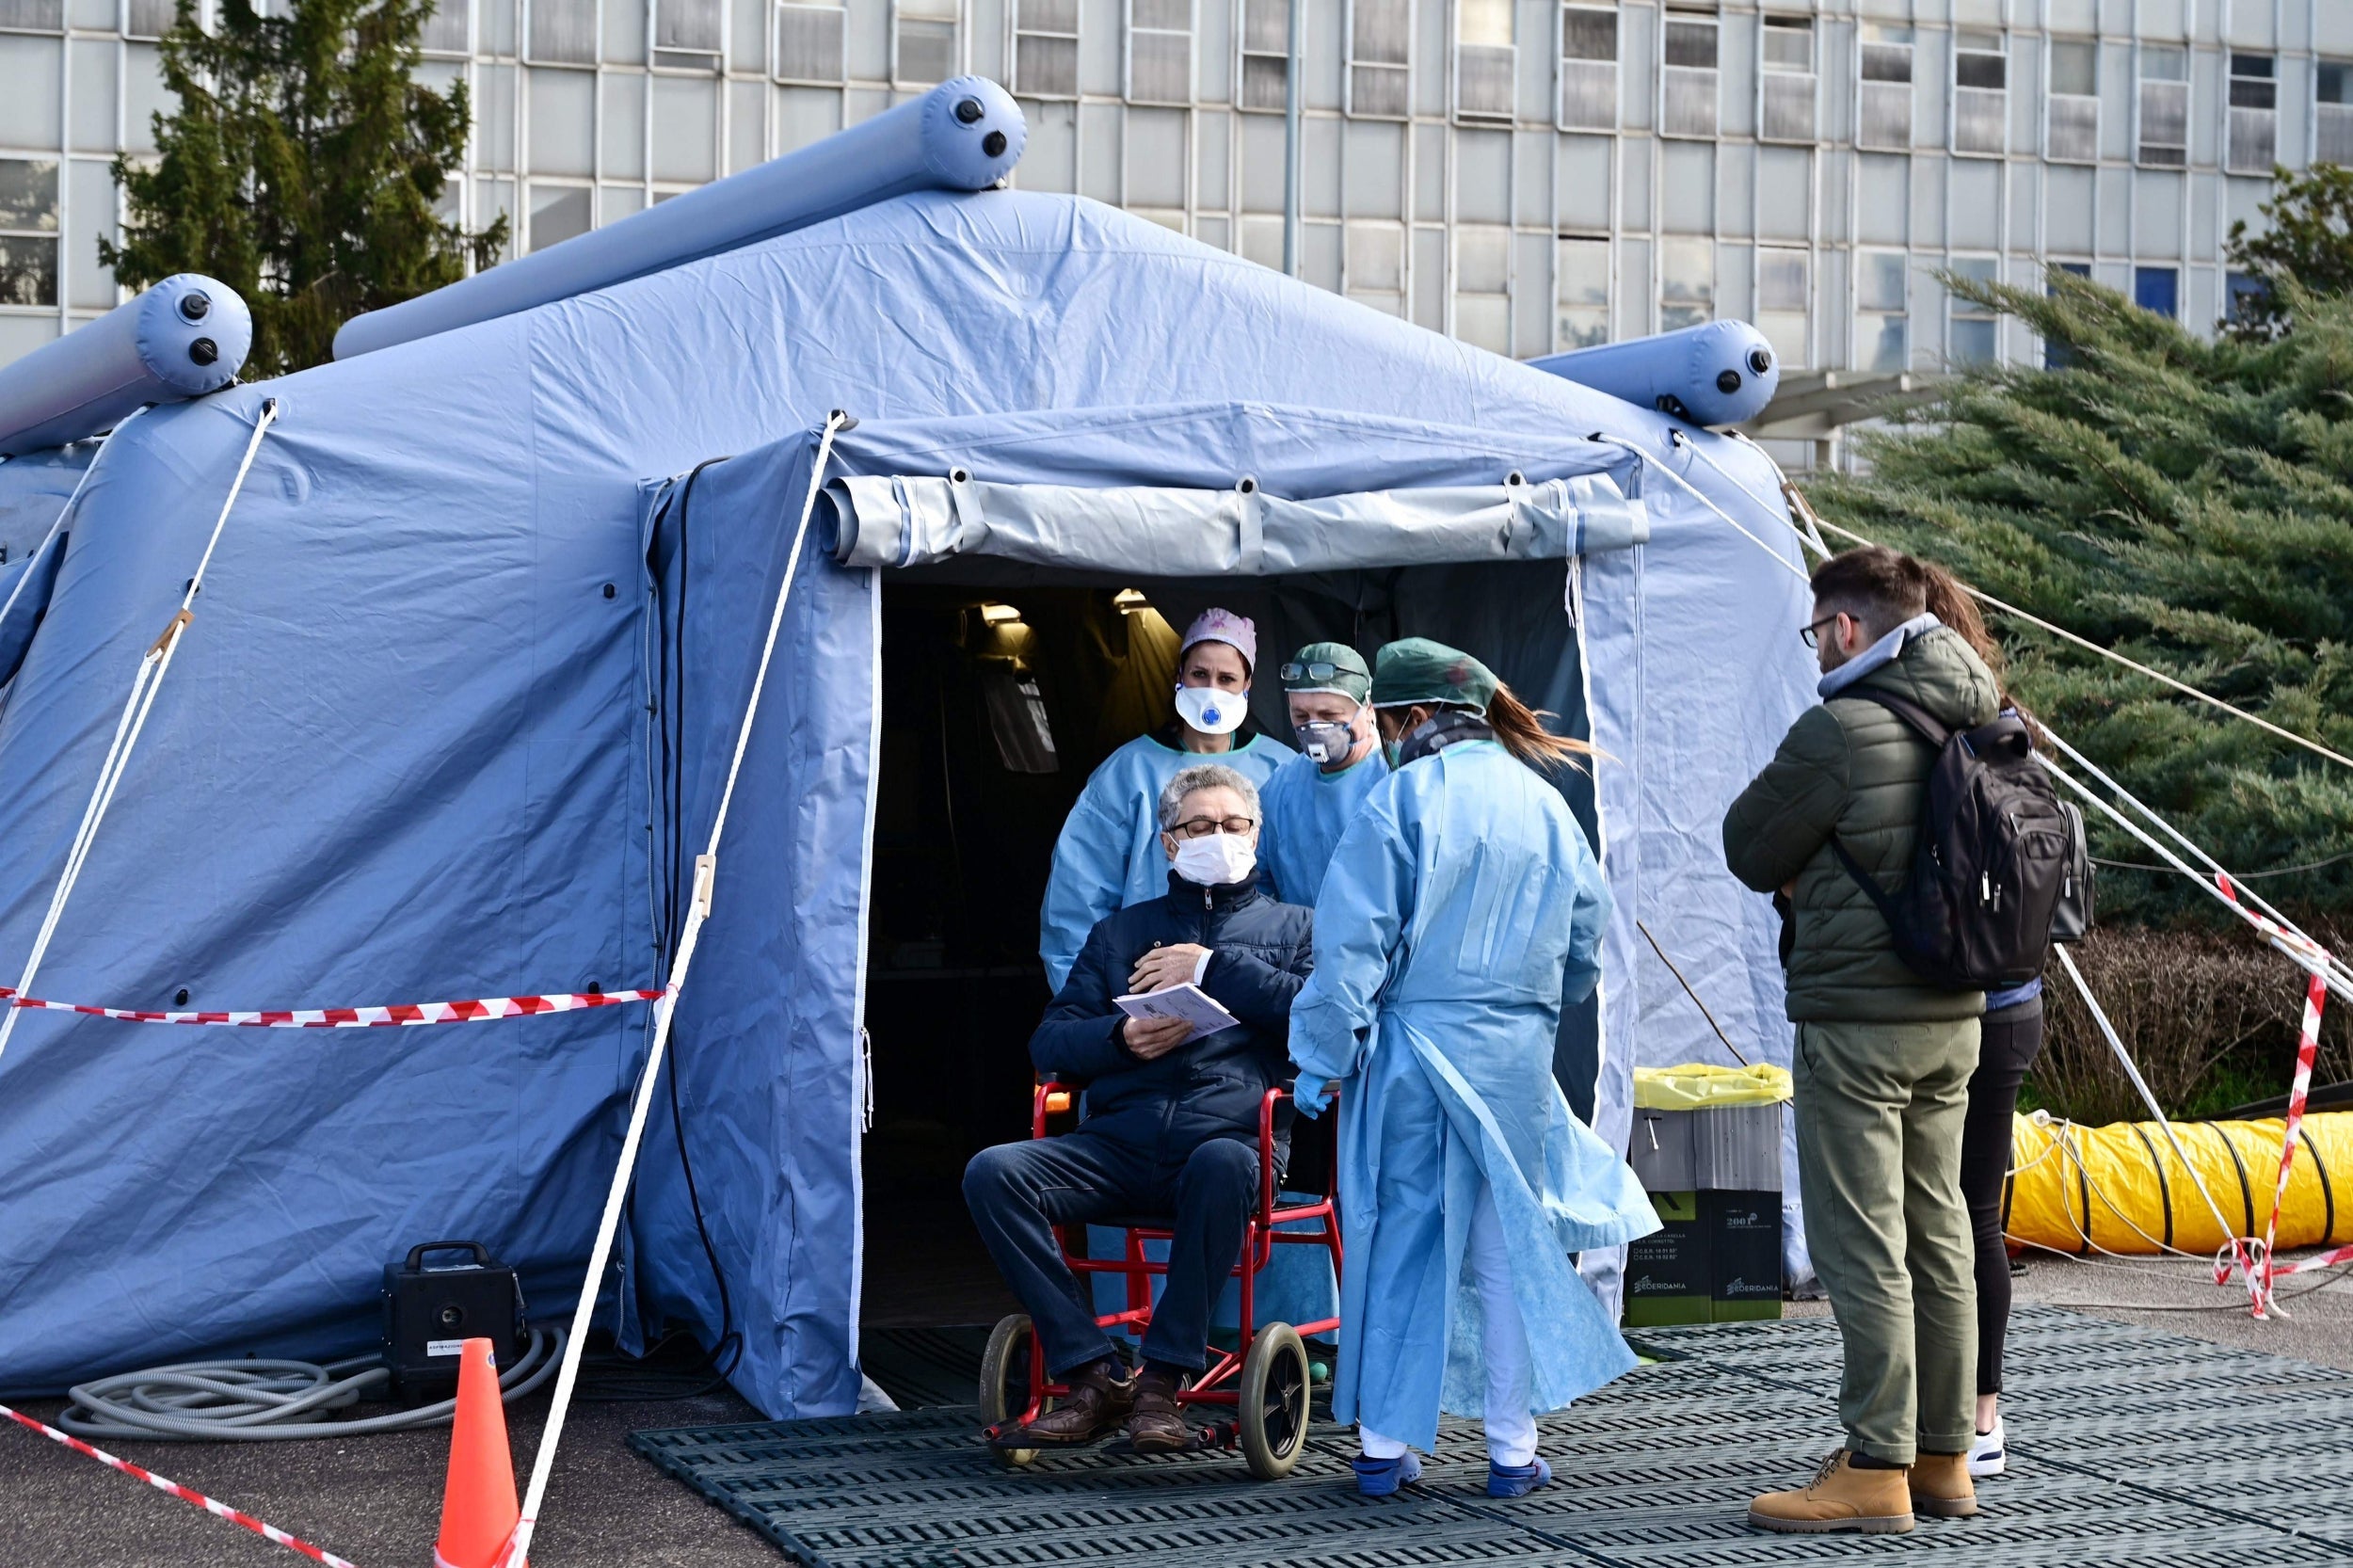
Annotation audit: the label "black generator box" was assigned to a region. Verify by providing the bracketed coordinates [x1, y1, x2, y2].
[383, 1240, 525, 1404]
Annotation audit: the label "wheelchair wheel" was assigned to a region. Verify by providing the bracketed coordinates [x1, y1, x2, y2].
[979, 1314, 1047, 1468]
[1237, 1321, 1311, 1480]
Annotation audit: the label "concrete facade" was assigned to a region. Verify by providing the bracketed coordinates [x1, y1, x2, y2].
[3, 0, 2348, 381]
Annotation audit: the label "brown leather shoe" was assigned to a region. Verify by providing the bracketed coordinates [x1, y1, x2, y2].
[991, 1359, 1133, 1449]
[1749, 1450, 1915, 1534]
[1124, 1366, 1193, 1455]
[1908, 1451, 1980, 1518]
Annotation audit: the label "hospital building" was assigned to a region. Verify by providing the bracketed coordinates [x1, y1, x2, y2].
[4, 0, 2348, 462]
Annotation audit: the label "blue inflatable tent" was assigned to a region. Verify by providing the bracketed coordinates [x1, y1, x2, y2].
[0, 130, 1813, 1416]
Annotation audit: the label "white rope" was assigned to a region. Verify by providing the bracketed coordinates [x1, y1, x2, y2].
[0, 411, 144, 642]
[1584, 432, 1812, 584]
[2051, 945, 2242, 1249]
[506, 412, 848, 1568]
[0, 399, 278, 1071]
[2036, 726, 2351, 994]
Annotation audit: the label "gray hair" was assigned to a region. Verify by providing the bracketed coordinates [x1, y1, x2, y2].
[1158, 764, 1261, 831]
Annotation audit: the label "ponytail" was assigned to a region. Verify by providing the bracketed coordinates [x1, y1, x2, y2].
[1482, 684, 1595, 773]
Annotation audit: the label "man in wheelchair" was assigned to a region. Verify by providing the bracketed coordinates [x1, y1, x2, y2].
[965, 763, 1314, 1454]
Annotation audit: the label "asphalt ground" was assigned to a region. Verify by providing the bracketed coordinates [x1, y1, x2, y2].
[7, 1247, 2350, 1567]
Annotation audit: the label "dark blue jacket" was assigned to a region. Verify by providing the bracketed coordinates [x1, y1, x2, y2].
[1031, 870, 1314, 1160]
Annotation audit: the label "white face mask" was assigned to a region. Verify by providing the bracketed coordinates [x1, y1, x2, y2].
[1172, 829, 1257, 886]
[1174, 684, 1247, 736]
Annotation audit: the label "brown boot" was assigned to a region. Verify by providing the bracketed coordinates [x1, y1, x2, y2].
[1124, 1365, 1193, 1455]
[1749, 1450, 1915, 1534]
[991, 1359, 1133, 1448]
[1908, 1451, 1980, 1518]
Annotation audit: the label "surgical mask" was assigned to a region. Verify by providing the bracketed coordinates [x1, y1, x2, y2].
[1174, 684, 1247, 736]
[1173, 830, 1257, 886]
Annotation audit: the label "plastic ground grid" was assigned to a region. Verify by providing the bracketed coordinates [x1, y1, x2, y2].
[630, 1304, 2353, 1566]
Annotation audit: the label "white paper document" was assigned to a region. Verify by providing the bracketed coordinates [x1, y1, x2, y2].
[1112, 982, 1240, 1042]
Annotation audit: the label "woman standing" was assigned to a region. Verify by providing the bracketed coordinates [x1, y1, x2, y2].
[1289, 638, 1657, 1498]
[1921, 566, 2041, 1480]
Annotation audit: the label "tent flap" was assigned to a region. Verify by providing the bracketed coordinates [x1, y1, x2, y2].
[827, 470, 1647, 575]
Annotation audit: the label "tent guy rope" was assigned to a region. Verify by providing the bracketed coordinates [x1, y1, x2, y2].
[504, 412, 850, 1568]
[0, 397, 279, 1070]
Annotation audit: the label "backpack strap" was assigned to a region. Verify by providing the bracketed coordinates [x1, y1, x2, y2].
[1833, 684, 1952, 748]
[1828, 834, 1909, 931]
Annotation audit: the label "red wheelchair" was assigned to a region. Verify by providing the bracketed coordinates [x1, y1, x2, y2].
[978, 1080, 1342, 1479]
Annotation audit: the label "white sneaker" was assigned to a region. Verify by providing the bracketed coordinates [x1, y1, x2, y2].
[1966, 1418, 2007, 1480]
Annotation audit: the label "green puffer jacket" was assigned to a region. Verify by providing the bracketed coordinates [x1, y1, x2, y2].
[1722, 624, 2000, 1023]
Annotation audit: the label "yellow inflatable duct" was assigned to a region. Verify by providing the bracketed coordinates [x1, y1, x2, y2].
[2007, 1110, 2353, 1256]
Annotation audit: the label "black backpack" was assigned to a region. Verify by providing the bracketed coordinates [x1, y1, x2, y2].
[1829, 691, 2078, 990]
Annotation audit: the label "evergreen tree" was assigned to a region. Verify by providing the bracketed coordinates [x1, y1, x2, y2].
[2223, 161, 2353, 340]
[102, 0, 505, 376]
[1812, 268, 2353, 929]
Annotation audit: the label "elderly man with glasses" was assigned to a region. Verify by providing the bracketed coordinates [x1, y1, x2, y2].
[965, 763, 1315, 1457]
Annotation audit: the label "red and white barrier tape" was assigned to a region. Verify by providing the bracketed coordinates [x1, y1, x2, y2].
[0, 984, 665, 1028]
[2272, 1241, 2353, 1278]
[1, 1402, 361, 1568]
[2251, 968, 2333, 1316]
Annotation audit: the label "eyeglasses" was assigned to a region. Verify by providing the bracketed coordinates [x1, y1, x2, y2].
[1279, 661, 1350, 684]
[1169, 815, 1257, 839]
[1800, 614, 1844, 649]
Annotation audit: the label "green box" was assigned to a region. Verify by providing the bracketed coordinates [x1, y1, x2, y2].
[1623, 1190, 1785, 1326]
[1624, 1191, 1710, 1327]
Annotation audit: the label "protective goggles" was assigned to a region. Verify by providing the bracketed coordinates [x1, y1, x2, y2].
[1279, 660, 1353, 684]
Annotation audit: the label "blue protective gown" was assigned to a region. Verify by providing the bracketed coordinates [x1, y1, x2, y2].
[1039, 728, 1294, 991]
[1257, 745, 1390, 907]
[1289, 740, 1659, 1451]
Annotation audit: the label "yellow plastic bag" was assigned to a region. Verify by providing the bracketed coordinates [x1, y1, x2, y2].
[2007, 1110, 2353, 1256]
[1633, 1063, 1794, 1112]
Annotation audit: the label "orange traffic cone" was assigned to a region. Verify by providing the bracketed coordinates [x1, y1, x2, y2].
[434, 1337, 525, 1568]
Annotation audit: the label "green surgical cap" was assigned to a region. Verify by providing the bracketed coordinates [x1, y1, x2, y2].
[1282, 641, 1372, 703]
[1370, 638, 1497, 716]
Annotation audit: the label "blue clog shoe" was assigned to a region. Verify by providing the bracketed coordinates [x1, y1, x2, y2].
[1352, 1450, 1423, 1496]
[1487, 1456, 1553, 1497]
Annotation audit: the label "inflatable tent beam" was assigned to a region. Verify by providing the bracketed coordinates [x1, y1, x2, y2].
[1529, 319, 1781, 428]
[333, 78, 1027, 360]
[0, 275, 251, 457]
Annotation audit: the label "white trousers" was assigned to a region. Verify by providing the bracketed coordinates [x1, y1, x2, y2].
[1359, 1184, 1542, 1466]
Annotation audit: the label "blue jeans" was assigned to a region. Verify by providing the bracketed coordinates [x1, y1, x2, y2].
[963, 1129, 1259, 1376]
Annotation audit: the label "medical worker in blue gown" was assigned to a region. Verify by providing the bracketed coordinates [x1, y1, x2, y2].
[1289, 638, 1659, 1500]
[1039, 608, 1293, 991]
[1257, 642, 1389, 907]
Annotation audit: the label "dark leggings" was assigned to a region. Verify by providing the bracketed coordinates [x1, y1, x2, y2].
[1960, 1000, 2045, 1397]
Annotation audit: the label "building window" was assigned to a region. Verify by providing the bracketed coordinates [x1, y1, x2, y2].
[1660, 8, 1718, 139]
[1348, 0, 1410, 119]
[0, 160, 57, 310]
[1558, 4, 1615, 131]
[1857, 24, 1913, 152]
[2227, 53, 2277, 174]
[1758, 16, 1815, 144]
[1239, 0, 1289, 112]
[655, 0, 724, 62]
[1128, 0, 1193, 104]
[0, 0, 63, 30]
[2134, 264, 2178, 319]
[1556, 236, 1609, 349]
[418, 0, 471, 54]
[1453, 224, 1511, 351]
[1856, 249, 1907, 373]
[894, 0, 960, 86]
[528, 184, 593, 251]
[1757, 247, 1807, 370]
[2226, 270, 2267, 331]
[530, 0, 596, 63]
[1658, 236, 1712, 331]
[2046, 260, 2089, 369]
[1012, 0, 1078, 97]
[1947, 256, 1998, 366]
[1347, 221, 1404, 315]
[777, 0, 848, 84]
[2137, 45, 2188, 167]
[1952, 30, 2006, 156]
[123, 0, 172, 37]
[1454, 0, 1514, 122]
[2322, 61, 2353, 166]
[2046, 39, 2098, 163]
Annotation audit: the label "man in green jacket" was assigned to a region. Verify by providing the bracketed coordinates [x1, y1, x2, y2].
[1722, 546, 1999, 1536]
